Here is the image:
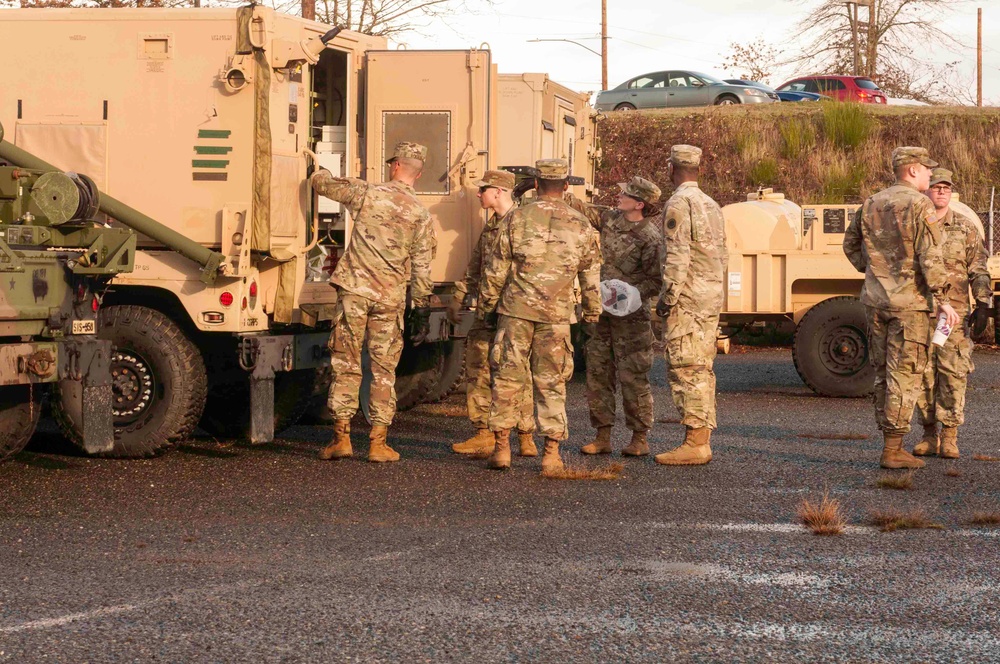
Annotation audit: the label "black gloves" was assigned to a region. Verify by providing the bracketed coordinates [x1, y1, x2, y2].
[655, 297, 671, 319]
[969, 302, 992, 338]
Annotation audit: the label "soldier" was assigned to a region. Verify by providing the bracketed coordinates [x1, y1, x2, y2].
[449, 170, 537, 457]
[567, 177, 663, 456]
[913, 169, 992, 459]
[654, 145, 727, 466]
[843, 147, 957, 470]
[313, 142, 436, 463]
[479, 158, 602, 472]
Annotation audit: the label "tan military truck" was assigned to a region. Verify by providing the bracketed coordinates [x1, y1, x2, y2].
[721, 188, 1000, 397]
[0, 7, 598, 453]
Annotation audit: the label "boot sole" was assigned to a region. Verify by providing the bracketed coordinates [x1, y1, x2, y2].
[452, 447, 493, 454]
[367, 456, 400, 463]
[319, 454, 353, 460]
[940, 453, 959, 459]
[880, 461, 925, 469]
[621, 450, 649, 457]
[580, 448, 612, 455]
[519, 451, 538, 457]
[655, 457, 712, 466]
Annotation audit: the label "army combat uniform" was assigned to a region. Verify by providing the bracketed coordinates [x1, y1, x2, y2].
[843, 147, 949, 469]
[452, 170, 535, 456]
[914, 169, 992, 459]
[567, 177, 663, 456]
[655, 145, 728, 466]
[479, 159, 602, 472]
[314, 142, 435, 462]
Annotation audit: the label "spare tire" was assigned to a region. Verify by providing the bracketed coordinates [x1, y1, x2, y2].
[793, 296, 874, 398]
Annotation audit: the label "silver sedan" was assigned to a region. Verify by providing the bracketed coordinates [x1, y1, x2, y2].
[595, 70, 778, 111]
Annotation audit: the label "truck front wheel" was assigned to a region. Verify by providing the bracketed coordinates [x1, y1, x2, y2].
[792, 296, 874, 398]
[0, 385, 41, 462]
[55, 305, 207, 457]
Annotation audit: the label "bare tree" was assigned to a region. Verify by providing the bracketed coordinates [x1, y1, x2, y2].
[721, 38, 783, 84]
[299, 0, 488, 38]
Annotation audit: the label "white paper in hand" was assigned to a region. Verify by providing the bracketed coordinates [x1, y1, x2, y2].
[600, 279, 642, 317]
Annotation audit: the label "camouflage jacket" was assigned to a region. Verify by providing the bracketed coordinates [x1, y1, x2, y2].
[456, 206, 515, 300]
[938, 209, 991, 313]
[312, 171, 435, 308]
[660, 182, 728, 317]
[566, 197, 663, 319]
[843, 181, 948, 311]
[480, 195, 602, 324]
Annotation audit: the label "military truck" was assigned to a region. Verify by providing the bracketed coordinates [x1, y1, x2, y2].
[721, 188, 1000, 397]
[0, 122, 136, 460]
[0, 8, 599, 451]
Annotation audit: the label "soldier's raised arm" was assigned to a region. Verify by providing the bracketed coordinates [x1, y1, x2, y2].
[310, 170, 369, 219]
[659, 198, 692, 307]
[479, 210, 516, 316]
[409, 209, 436, 308]
[843, 204, 867, 273]
[578, 231, 603, 323]
[564, 191, 611, 231]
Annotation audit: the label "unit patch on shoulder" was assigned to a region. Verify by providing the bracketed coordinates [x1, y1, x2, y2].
[666, 216, 677, 230]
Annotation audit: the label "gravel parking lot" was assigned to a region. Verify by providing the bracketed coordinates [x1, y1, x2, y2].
[2, 348, 999, 663]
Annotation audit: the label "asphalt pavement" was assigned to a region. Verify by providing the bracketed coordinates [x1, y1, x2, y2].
[2, 348, 1000, 663]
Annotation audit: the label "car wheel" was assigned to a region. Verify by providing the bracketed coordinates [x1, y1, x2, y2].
[614, 103, 636, 111]
[714, 95, 740, 106]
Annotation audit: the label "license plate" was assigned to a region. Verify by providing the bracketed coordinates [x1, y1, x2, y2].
[72, 319, 96, 334]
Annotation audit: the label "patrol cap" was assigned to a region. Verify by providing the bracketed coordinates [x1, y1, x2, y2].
[929, 168, 954, 187]
[617, 176, 661, 205]
[474, 169, 516, 190]
[892, 146, 937, 170]
[669, 144, 702, 167]
[535, 158, 569, 180]
[386, 141, 428, 164]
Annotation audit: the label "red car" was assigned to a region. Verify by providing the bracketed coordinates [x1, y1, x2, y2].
[776, 75, 888, 104]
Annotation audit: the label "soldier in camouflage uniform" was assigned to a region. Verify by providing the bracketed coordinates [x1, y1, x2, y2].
[449, 170, 537, 457]
[567, 177, 663, 457]
[654, 146, 728, 466]
[843, 147, 958, 469]
[479, 158, 602, 472]
[913, 169, 992, 459]
[314, 142, 436, 463]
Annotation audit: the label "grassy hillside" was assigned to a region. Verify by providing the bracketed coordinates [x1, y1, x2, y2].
[595, 104, 1000, 211]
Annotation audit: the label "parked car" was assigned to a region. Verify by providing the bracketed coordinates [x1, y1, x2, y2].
[776, 76, 888, 104]
[724, 79, 823, 102]
[595, 70, 778, 111]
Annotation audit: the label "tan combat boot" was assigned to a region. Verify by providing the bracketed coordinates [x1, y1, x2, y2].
[541, 438, 564, 474]
[487, 429, 511, 470]
[580, 426, 612, 455]
[939, 426, 960, 459]
[655, 428, 712, 466]
[367, 425, 400, 463]
[622, 431, 650, 457]
[912, 423, 939, 457]
[318, 419, 353, 460]
[879, 433, 925, 469]
[452, 428, 494, 454]
[518, 431, 538, 457]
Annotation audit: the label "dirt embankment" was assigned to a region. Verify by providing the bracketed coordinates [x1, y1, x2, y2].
[595, 104, 1000, 211]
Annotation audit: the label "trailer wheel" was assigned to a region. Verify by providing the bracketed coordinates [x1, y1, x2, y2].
[55, 305, 207, 457]
[199, 369, 318, 439]
[792, 296, 874, 398]
[0, 385, 42, 462]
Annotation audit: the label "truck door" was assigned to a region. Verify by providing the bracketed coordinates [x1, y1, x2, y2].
[364, 49, 493, 285]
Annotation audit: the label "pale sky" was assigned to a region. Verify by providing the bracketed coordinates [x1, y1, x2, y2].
[399, 0, 1000, 104]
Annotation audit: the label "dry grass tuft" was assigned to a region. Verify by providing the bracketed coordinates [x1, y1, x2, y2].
[944, 468, 962, 477]
[972, 454, 1000, 462]
[798, 433, 870, 441]
[797, 493, 846, 536]
[876, 471, 915, 490]
[967, 511, 1000, 527]
[541, 461, 624, 481]
[870, 507, 944, 532]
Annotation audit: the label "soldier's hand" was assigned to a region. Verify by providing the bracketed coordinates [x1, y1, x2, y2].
[655, 297, 671, 319]
[409, 306, 432, 345]
[969, 301, 992, 338]
[938, 302, 960, 331]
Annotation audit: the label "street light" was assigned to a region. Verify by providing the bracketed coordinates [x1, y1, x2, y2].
[527, 38, 602, 58]
[527, 37, 607, 90]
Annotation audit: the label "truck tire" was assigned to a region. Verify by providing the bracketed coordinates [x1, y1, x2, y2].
[0, 385, 41, 462]
[792, 296, 874, 398]
[424, 338, 466, 403]
[395, 341, 446, 411]
[199, 368, 318, 439]
[55, 305, 207, 457]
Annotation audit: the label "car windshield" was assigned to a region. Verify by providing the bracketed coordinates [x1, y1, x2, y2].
[690, 71, 724, 85]
[855, 78, 881, 90]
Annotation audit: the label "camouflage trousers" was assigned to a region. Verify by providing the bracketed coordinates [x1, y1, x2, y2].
[466, 319, 534, 432]
[866, 307, 931, 435]
[327, 290, 404, 426]
[488, 315, 574, 441]
[917, 315, 974, 428]
[664, 308, 719, 430]
[586, 314, 654, 431]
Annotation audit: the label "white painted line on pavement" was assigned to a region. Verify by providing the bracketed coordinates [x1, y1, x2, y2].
[0, 603, 146, 634]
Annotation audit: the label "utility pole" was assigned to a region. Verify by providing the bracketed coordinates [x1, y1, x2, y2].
[601, 0, 608, 90]
[847, 2, 859, 76]
[978, 7, 983, 107]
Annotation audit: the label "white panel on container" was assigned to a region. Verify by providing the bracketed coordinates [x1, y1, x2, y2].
[317, 152, 343, 214]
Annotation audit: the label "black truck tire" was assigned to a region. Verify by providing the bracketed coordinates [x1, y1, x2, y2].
[0, 385, 41, 462]
[395, 341, 447, 411]
[424, 338, 466, 403]
[199, 368, 318, 439]
[792, 296, 874, 398]
[55, 305, 207, 457]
